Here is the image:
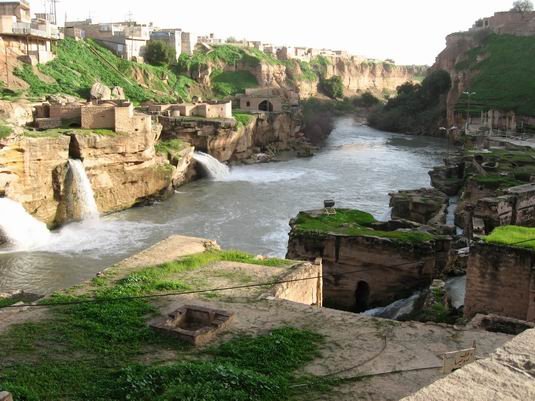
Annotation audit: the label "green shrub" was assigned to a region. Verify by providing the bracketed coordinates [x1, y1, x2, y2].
[320, 76, 344, 99]
[145, 40, 176, 66]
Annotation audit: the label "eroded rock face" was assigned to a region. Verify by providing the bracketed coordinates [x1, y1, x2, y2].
[160, 112, 309, 163]
[0, 127, 193, 227]
[0, 135, 71, 226]
[90, 82, 112, 101]
[390, 188, 449, 225]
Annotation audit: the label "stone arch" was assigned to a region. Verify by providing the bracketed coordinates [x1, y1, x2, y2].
[354, 281, 370, 312]
[258, 100, 274, 112]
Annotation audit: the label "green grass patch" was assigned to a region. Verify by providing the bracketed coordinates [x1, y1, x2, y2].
[233, 112, 255, 128]
[14, 38, 194, 103]
[472, 174, 523, 190]
[294, 209, 434, 243]
[484, 225, 535, 250]
[155, 138, 185, 158]
[0, 248, 325, 401]
[0, 121, 12, 139]
[454, 34, 535, 116]
[211, 70, 258, 97]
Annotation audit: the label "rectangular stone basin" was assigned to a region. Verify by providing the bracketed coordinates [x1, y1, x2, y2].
[150, 305, 234, 346]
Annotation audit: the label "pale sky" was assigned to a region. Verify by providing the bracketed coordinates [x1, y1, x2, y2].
[30, 0, 515, 65]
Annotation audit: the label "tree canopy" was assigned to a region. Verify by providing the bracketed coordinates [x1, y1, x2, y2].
[145, 40, 176, 66]
[511, 0, 534, 13]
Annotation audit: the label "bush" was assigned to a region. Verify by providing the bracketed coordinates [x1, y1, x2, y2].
[145, 40, 176, 66]
[367, 69, 451, 134]
[320, 76, 344, 99]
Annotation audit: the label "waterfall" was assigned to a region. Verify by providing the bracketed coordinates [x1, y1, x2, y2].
[68, 159, 99, 220]
[192, 152, 230, 180]
[364, 291, 422, 320]
[0, 198, 51, 251]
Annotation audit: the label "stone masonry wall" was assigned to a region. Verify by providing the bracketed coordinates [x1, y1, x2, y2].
[269, 259, 323, 306]
[465, 243, 535, 322]
[287, 232, 440, 312]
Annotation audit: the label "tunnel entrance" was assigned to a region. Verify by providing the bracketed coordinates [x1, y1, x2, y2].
[258, 100, 274, 112]
[354, 281, 370, 312]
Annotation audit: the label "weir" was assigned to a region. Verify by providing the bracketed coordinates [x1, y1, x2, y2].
[192, 152, 230, 180]
[68, 159, 99, 221]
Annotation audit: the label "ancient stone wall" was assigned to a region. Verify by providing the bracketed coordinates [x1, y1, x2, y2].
[81, 104, 115, 129]
[269, 259, 323, 306]
[287, 232, 442, 312]
[465, 243, 535, 322]
[49, 103, 82, 121]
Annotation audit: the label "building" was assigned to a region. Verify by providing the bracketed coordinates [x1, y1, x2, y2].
[197, 33, 222, 45]
[147, 100, 232, 119]
[150, 29, 181, 60]
[64, 19, 152, 61]
[0, 0, 61, 64]
[470, 11, 535, 36]
[180, 31, 197, 56]
[238, 87, 299, 113]
[34, 99, 153, 134]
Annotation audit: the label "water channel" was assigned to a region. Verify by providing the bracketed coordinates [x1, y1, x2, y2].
[0, 118, 449, 294]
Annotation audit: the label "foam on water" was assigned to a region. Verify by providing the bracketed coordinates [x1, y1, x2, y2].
[69, 159, 99, 220]
[193, 152, 230, 180]
[0, 198, 52, 252]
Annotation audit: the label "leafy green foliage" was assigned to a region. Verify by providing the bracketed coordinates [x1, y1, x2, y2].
[145, 40, 176, 66]
[211, 70, 258, 96]
[454, 34, 535, 116]
[320, 76, 344, 99]
[294, 209, 434, 243]
[368, 69, 451, 134]
[485, 225, 535, 249]
[14, 38, 193, 103]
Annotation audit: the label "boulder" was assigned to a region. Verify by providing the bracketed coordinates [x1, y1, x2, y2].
[111, 86, 126, 100]
[0, 99, 33, 127]
[90, 82, 112, 101]
[389, 188, 449, 225]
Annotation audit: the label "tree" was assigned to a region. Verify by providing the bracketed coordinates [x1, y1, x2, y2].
[145, 40, 176, 66]
[320, 76, 344, 99]
[511, 0, 534, 13]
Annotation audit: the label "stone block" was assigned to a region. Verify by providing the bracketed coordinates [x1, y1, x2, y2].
[35, 117, 62, 130]
[150, 305, 234, 346]
[0, 391, 13, 401]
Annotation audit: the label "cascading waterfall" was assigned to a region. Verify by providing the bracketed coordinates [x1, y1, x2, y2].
[364, 291, 422, 320]
[192, 152, 230, 180]
[68, 159, 99, 220]
[0, 197, 51, 251]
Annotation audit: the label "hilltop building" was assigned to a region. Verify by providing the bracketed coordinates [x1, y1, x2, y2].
[0, 0, 61, 64]
[150, 29, 198, 57]
[470, 10, 535, 36]
[64, 19, 152, 61]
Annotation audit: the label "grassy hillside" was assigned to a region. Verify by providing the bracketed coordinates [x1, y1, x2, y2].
[455, 34, 535, 116]
[14, 38, 197, 103]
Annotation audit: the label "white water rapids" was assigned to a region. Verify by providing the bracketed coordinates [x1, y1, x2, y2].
[192, 151, 230, 180]
[0, 159, 100, 253]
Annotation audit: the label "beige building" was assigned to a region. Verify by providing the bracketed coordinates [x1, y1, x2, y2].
[148, 100, 232, 119]
[470, 11, 535, 36]
[34, 100, 153, 134]
[238, 87, 298, 113]
[0, 0, 61, 64]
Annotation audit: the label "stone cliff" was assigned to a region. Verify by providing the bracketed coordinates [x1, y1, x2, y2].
[160, 112, 314, 163]
[193, 55, 422, 99]
[0, 129, 194, 227]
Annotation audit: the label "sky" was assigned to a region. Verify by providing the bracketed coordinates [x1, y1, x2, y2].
[29, 0, 515, 65]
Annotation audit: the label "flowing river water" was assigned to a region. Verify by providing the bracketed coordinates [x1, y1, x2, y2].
[0, 118, 449, 295]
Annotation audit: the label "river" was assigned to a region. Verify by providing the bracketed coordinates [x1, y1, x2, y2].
[0, 118, 448, 294]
